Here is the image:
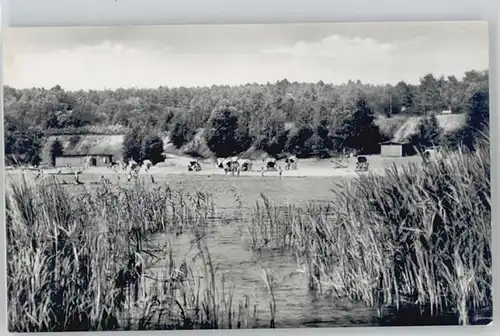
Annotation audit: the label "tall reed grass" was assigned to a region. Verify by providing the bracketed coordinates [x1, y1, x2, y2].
[248, 137, 491, 325]
[5, 175, 270, 332]
[248, 194, 333, 250]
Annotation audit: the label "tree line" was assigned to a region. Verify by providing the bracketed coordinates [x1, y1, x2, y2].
[4, 70, 489, 165]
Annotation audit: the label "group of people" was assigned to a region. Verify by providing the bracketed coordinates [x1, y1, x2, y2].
[216, 159, 286, 178]
[122, 159, 154, 182]
[65, 158, 155, 185]
[215, 156, 295, 178]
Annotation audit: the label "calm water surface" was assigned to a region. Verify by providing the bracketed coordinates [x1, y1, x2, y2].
[146, 174, 380, 328]
[10, 171, 381, 328]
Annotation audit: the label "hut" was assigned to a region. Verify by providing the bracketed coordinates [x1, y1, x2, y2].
[379, 141, 416, 157]
[55, 154, 114, 168]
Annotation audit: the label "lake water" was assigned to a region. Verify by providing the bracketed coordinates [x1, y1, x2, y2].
[145, 174, 381, 328]
[9, 169, 472, 328]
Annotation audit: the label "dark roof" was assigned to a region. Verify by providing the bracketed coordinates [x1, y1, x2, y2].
[63, 147, 119, 156]
[56, 154, 113, 157]
[379, 141, 411, 145]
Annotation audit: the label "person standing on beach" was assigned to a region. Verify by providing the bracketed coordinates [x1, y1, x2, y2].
[74, 171, 81, 184]
[279, 166, 283, 178]
[261, 166, 265, 177]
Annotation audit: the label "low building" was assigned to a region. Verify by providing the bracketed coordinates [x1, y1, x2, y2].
[54, 154, 114, 168]
[379, 141, 416, 157]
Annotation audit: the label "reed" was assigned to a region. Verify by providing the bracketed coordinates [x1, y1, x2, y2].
[5, 175, 268, 331]
[248, 194, 332, 250]
[248, 137, 491, 325]
[259, 267, 278, 328]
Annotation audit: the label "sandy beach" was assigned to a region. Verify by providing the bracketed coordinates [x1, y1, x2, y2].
[7, 154, 424, 181]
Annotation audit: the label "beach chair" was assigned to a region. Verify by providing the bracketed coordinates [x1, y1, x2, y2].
[355, 156, 369, 172]
[240, 161, 252, 172]
[266, 159, 277, 171]
[188, 160, 202, 172]
[422, 148, 441, 166]
[285, 155, 298, 170]
[331, 155, 349, 169]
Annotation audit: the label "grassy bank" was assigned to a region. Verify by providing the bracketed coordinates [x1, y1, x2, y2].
[5, 176, 272, 332]
[248, 138, 491, 325]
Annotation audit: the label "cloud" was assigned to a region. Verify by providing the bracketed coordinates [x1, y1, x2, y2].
[5, 42, 168, 90]
[3, 25, 489, 90]
[262, 35, 398, 60]
[4, 41, 297, 90]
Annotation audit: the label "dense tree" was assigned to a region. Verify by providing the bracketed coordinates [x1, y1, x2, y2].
[49, 139, 64, 166]
[141, 135, 165, 164]
[313, 119, 334, 158]
[122, 127, 144, 163]
[205, 105, 251, 157]
[170, 114, 195, 149]
[336, 97, 384, 154]
[460, 82, 490, 150]
[286, 125, 315, 157]
[467, 87, 489, 129]
[3, 69, 490, 163]
[410, 114, 443, 151]
[254, 107, 289, 157]
[418, 74, 442, 114]
[5, 128, 44, 166]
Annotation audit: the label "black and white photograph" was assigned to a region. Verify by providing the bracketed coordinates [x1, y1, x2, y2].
[3, 21, 491, 331]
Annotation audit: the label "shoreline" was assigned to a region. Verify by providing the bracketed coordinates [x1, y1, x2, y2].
[6, 166, 385, 179]
[6, 155, 416, 179]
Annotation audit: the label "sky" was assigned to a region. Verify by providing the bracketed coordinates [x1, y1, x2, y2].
[2, 21, 490, 90]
